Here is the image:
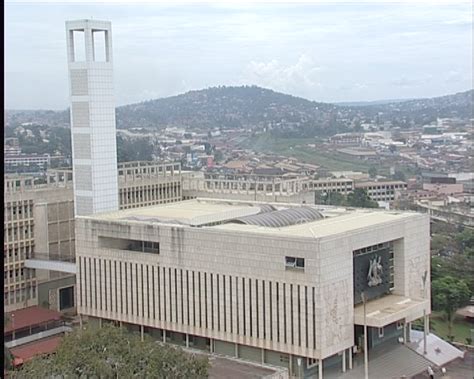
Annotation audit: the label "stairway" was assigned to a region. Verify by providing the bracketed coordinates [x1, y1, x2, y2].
[323, 342, 432, 379]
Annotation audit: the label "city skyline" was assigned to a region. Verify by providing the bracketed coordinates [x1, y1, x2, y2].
[5, 2, 472, 109]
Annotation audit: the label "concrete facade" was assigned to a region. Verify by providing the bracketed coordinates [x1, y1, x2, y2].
[4, 164, 183, 312]
[355, 181, 408, 202]
[75, 199, 430, 377]
[66, 19, 119, 216]
[4, 175, 74, 312]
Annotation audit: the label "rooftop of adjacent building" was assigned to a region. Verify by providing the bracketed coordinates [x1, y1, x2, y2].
[81, 198, 423, 239]
[4, 306, 62, 334]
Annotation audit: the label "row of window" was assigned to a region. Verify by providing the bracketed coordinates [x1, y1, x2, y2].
[120, 184, 181, 206]
[4, 286, 36, 306]
[5, 246, 33, 260]
[79, 258, 319, 349]
[99, 237, 160, 254]
[353, 242, 392, 257]
[4, 203, 34, 217]
[5, 226, 33, 241]
[285, 256, 305, 270]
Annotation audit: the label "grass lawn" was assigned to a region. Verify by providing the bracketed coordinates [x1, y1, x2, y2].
[428, 311, 474, 343]
[244, 135, 380, 172]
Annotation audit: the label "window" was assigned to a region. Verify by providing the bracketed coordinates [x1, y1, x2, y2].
[99, 236, 159, 254]
[307, 357, 318, 368]
[378, 327, 384, 338]
[59, 286, 75, 310]
[285, 256, 305, 270]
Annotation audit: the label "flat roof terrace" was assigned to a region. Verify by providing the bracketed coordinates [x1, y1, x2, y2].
[83, 199, 422, 239]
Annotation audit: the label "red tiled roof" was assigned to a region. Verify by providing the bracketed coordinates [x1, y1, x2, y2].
[10, 336, 62, 362]
[4, 306, 62, 333]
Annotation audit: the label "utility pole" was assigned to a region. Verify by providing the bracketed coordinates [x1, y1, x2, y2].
[362, 292, 369, 379]
[422, 270, 428, 355]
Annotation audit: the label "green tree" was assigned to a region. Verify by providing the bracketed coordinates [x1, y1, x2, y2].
[431, 234, 453, 254]
[455, 228, 474, 254]
[317, 191, 346, 206]
[432, 276, 471, 338]
[347, 189, 378, 208]
[368, 166, 378, 178]
[392, 170, 406, 182]
[11, 324, 210, 378]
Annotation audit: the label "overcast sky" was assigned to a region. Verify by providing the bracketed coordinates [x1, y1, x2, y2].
[5, 2, 472, 109]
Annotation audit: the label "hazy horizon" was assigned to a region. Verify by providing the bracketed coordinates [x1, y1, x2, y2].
[5, 2, 472, 110]
[4, 85, 473, 112]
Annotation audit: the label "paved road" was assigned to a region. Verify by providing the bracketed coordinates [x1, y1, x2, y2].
[209, 356, 277, 379]
[411, 351, 474, 379]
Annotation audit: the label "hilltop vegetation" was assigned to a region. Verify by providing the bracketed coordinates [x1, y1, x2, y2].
[6, 86, 473, 136]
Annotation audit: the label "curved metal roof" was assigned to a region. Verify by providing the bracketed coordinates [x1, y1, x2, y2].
[232, 207, 324, 228]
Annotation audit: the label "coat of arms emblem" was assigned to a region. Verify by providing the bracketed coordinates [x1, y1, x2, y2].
[367, 255, 383, 287]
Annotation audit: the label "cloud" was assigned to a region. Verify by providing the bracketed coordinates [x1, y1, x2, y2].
[390, 75, 433, 88]
[241, 54, 323, 98]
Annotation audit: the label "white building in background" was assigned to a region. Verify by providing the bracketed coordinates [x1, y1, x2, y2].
[66, 19, 119, 216]
[75, 198, 431, 378]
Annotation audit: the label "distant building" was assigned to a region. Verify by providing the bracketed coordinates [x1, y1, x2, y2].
[422, 183, 464, 196]
[355, 181, 407, 202]
[5, 154, 51, 168]
[337, 148, 378, 161]
[330, 171, 370, 181]
[311, 178, 354, 195]
[330, 133, 362, 146]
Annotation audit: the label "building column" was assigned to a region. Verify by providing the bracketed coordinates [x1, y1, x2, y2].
[99, 318, 102, 328]
[163, 330, 166, 343]
[342, 349, 346, 372]
[186, 334, 189, 348]
[424, 313, 428, 354]
[210, 338, 214, 353]
[407, 322, 411, 342]
[289, 354, 293, 378]
[261, 348, 265, 364]
[235, 343, 238, 358]
[318, 359, 323, 379]
[349, 348, 353, 370]
[403, 320, 407, 344]
[140, 325, 144, 342]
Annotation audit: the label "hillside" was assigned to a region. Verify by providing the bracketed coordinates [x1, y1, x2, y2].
[5, 86, 473, 135]
[116, 85, 338, 132]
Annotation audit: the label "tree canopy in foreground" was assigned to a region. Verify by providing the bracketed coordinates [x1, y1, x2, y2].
[432, 275, 471, 338]
[10, 323, 210, 378]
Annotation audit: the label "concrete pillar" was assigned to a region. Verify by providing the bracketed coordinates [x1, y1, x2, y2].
[163, 330, 166, 343]
[403, 321, 407, 344]
[342, 349, 346, 372]
[349, 348, 353, 369]
[99, 318, 102, 328]
[261, 348, 265, 364]
[210, 338, 214, 353]
[289, 354, 293, 378]
[140, 325, 144, 342]
[186, 334, 189, 348]
[318, 359, 323, 379]
[407, 322, 411, 342]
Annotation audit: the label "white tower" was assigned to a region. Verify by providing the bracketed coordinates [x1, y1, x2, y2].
[66, 20, 119, 215]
